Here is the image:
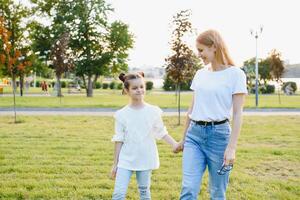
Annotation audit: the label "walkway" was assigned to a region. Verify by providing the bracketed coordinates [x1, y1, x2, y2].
[1, 108, 300, 116]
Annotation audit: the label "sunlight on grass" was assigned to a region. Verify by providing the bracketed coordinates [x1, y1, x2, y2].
[0, 116, 299, 199]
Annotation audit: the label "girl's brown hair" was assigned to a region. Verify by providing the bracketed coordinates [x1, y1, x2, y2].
[119, 72, 145, 94]
[196, 29, 235, 66]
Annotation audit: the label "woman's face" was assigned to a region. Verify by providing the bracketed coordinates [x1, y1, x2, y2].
[196, 43, 216, 65]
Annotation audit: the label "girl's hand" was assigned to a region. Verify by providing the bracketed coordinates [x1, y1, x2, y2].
[224, 147, 236, 165]
[110, 164, 118, 180]
[173, 140, 184, 153]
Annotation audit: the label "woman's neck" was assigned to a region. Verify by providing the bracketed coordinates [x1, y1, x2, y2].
[210, 61, 228, 71]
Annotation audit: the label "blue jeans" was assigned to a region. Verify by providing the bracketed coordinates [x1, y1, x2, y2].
[112, 168, 152, 200]
[180, 121, 231, 200]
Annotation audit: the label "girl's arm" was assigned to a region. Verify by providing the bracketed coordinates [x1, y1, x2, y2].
[224, 93, 245, 165]
[162, 134, 178, 152]
[174, 93, 194, 153]
[110, 142, 123, 179]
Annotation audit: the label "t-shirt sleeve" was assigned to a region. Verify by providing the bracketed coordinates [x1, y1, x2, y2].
[152, 107, 168, 140]
[111, 112, 126, 142]
[233, 69, 248, 94]
[190, 70, 199, 91]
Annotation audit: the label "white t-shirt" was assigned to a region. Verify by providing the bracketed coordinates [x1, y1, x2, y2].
[111, 103, 168, 171]
[189, 66, 248, 121]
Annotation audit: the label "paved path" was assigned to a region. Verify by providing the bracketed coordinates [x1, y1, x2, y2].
[1, 107, 300, 116]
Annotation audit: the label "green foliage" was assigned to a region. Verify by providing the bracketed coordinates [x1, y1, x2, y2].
[259, 84, 275, 94]
[146, 81, 153, 90]
[163, 74, 192, 91]
[109, 81, 117, 89]
[61, 81, 67, 88]
[117, 83, 123, 90]
[95, 82, 102, 89]
[282, 82, 297, 93]
[102, 83, 109, 89]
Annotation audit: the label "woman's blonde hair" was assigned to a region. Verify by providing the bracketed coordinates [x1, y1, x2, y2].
[196, 29, 235, 66]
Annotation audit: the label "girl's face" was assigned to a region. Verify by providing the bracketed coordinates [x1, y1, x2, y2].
[126, 78, 145, 101]
[196, 43, 216, 65]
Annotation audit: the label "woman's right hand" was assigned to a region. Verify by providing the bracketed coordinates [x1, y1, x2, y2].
[110, 164, 118, 180]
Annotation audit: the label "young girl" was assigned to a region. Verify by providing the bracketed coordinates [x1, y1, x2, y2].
[110, 72, 178, 200]
[175, 29, 247, 199]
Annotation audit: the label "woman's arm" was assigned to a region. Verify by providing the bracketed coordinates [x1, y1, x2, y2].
[110, 142, 123, 179]
[224, 93, 245, 165]
[174, 93, 194, 153]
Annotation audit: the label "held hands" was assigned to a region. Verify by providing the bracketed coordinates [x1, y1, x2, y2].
[110, 164, 118, 180]
[172, 140, 184, 153]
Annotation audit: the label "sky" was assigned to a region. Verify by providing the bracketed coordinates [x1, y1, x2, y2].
[106, 0, 300, 68]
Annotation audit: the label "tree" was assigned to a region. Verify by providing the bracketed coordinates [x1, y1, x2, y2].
[50, 32, 73, 97]
[243, 57, 272, 93]
[31, 0, 134, 97]
[0, 16, 31, 123]
[70, 1, 134, 97]
[268, 49, 285, 103]
[0, 0, 32, 96]
[165, 10, 202, 124]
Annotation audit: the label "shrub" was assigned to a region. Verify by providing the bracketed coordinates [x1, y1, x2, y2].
[282, 82, 297, 94]
[117, 83, 123, 90]
[146, 81, 153, 90]
[35, 80, 40, 87]
[259, 84, 275, 94]
[109, 81, 117, 89]
[95, 82, 102, 89]
[61, 81, 67, 88]
[102, 83, 109, 89]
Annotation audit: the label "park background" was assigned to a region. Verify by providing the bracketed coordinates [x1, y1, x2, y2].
[1, 0, 300, 199]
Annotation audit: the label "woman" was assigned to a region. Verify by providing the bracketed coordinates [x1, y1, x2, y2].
[175, 29, 247, 200]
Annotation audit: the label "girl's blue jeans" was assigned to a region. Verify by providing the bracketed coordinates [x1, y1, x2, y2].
[112, 168, 152, 200]
[180, 121, 231, 200]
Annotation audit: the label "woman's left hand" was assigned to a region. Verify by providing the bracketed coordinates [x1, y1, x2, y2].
[224, 147, 236, 165]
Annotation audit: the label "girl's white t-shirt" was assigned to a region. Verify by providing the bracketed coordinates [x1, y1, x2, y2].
[190, 66, 248, 121]
[111, 103, 168, 171]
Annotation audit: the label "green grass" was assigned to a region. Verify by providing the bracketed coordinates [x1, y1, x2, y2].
[0, 116, 299, 199]
[1, 91, 300, 109]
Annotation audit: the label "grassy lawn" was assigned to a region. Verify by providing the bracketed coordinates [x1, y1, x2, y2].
[1, 90, 300, 109]
[0, 116, 299, 199]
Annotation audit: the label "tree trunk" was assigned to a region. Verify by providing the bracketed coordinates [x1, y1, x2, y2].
[277, 87, 281, 104]
[177, 83, 181, 125]
[19, 75, 24, 97]
[12, 74, 17, 123]
[87, 75, 93, 97]
[56, 75, 63, 97]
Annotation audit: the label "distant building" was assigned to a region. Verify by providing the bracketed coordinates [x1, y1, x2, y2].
[281, 63, 300, 91]
[129, 67, 165, 79]
[282, 64, 300, 78]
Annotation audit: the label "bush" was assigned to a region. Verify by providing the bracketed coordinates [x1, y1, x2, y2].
[146, 81, 153, 90]
[282, 82, 297, 94]
[95, 82, 102, 89]
[259, 84, 275, 94]
[102, 83, 109, 89]
[61, 81, 67, 88]
[117, 83, 123, 90]
[109, 81, 117, 89]
[36, 80, 40, 87]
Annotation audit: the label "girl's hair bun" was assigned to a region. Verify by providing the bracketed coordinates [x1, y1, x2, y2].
[138, 71, 144, 77]
[119, 73, 126, 82]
